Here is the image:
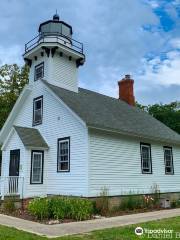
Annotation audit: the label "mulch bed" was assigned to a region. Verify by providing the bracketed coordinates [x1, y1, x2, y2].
[0, 209, 76, 224]
[0, 206, 165, 225]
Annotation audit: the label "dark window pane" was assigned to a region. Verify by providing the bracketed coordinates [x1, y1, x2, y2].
[35, 63, 44, 81]
[33, 98, 43, 125]
[61, 162, 68, 170]
[35, 100, 42, 110]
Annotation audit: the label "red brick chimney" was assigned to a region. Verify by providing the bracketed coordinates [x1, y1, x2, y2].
[118, 74, 135, 106]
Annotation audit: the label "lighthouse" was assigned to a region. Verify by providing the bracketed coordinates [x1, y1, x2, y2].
[23, 13, 85, 92]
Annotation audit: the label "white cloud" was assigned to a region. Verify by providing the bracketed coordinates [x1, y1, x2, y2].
[0, 0, 179, 104]
[139, 50, 180, 87]
[147, 0, 159, 9]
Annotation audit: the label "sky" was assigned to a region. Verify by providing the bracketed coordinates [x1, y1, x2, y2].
[0, 0, 180, 105]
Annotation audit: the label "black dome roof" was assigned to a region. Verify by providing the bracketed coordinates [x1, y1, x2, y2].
[53, 13, 60, 21]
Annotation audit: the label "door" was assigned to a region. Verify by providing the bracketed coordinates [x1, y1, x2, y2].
[9, 149, 20, 176]
[8, 150, 20, 195]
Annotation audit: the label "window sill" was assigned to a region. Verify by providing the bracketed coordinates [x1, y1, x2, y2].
[32, 122, 42, 127]
[30, 182, 43, 185]
[142, 172, 153, 174]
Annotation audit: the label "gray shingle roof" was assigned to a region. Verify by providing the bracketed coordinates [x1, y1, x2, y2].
[14, 126, 49, 149]
[43, 80, 180, 145]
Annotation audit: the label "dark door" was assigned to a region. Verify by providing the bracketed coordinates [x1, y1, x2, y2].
[9, 150, 20, 176]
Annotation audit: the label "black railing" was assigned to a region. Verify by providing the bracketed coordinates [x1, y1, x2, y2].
[25, 32, 83, 54]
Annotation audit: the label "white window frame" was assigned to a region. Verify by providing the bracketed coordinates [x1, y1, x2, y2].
[31, 151, 44, 184]
[57, 137, 70, 172]
[34, 62, 44, 81]
[33, 96, 43, 125]
[164, 147, 174, 175]
[140, 143, 152, 174]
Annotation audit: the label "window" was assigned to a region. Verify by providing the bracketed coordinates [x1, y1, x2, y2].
[164, 147, 174, 175]
[57, 137, 70, 172]
[31, 151, 44, 184]
[140, 143, 152, 174]
[33, 96, 43, 125]
[34, 62, 44, 81]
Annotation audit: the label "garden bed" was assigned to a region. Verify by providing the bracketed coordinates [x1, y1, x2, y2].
[1, 191, 180, 225]
[0, 203, 170, 225]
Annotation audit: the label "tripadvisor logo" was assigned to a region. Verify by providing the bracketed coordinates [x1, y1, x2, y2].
[135, 227, 143, 236]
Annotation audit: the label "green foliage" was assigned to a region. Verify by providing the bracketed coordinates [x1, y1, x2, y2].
[3, 199, 15, 213]
[119, 195, 144, 211]
[28, 197, 94, 221]
[51, 197, 70, 220]
[95, 187, 109, 216]
[136, 101, 180, 134]
[68, 197, 94, 221]
[0, 64, 29, 130]
[171, 199, 180, 208]
[27, 198, 51, 220]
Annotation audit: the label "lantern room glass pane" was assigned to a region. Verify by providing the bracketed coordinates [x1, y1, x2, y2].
[62, 24, 71, 37]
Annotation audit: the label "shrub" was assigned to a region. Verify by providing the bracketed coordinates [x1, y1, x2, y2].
[27, 197, 51, 220]
[95, 187, 109, 216]
[119, 194, 144, 211]
[51, 197, 71, 220]
[3, 199, 15, 213]
[171, 199, 180, 208]
[69, 198, 94, 221]
[28, 196, 94, 221]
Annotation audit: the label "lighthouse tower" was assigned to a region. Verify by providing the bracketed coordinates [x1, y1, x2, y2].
[23, 14, 85, 92]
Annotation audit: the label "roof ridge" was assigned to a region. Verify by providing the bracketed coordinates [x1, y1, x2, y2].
[41, 80, 180, 144]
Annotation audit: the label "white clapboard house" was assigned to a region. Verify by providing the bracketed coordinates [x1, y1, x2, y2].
[0, 14, 180, 201]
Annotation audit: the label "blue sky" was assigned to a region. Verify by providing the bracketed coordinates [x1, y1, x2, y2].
[0, 0, 180, 104]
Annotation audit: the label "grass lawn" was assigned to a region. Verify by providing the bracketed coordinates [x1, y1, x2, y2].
[0, 216, 179, 240]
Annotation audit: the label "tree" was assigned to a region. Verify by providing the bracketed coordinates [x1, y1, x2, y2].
[0, 64, 29, 130]
[136, 102, 180, 134]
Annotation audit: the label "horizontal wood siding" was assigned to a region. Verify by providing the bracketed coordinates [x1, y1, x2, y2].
[52, 53, 78, 92]
[88, 129, 180, 196]
[29, 52, 78, 92]
[4, 80, 88, 198]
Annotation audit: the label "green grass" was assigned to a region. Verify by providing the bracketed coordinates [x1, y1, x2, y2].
[0, 217, 179, 240]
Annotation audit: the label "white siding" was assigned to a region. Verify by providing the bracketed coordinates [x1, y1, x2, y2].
[29, 52, 78, 92]
[88, 129, 180, 196]
[29, 54, 48, 84]
[2, 80, 88, 198]
[2, 131, 25, 179]
[52, 53, 78, 92]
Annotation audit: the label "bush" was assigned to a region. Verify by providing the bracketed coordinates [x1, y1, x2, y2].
[69, 198, 94, 221]
[171, 199, 180, 208]
[27, 197, 51, 220]
[28, 197, 94, 221]
[3, 199, 15, 213]
[119, 195, 144, 211]
[51, 197, 71, 220]
[95, 187, 109, 216]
